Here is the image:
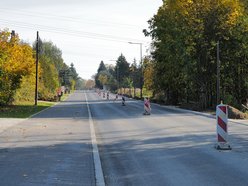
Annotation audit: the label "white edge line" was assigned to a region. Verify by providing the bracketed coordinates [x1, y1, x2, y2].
[84, 91, 105, 186]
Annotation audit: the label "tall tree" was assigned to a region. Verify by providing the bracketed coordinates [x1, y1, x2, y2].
[97, 61, 107, 73]
[95, 60, 107, 88]
[143, 57, 155, 93]
[0, 30, 35, 105]
[115, 54, 130, 87]
[130, 59, 140, 89]
[144, 0, 248, 108]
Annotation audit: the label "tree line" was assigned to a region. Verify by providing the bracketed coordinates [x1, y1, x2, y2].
[95, 0, 248, 110]
[94, 54, 144, 98]
[143, 0, 248, 110]
[0, 29, 83, 106]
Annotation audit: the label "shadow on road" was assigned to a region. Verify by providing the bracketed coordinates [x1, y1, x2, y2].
[98, 133, 248, 186]
[0, 141, 94, 186]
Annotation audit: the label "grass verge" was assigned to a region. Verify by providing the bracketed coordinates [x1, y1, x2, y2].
[0, 101, 55, 118]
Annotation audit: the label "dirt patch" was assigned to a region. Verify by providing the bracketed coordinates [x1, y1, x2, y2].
[228, 106, 248, 119]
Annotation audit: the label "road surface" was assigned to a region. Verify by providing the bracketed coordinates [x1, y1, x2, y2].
[1, 90, 248, 186]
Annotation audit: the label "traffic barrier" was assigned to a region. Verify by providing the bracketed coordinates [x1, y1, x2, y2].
[143, 98, 151, 115]
[215, 103, 231, 150]
[122, 96, 126, 106]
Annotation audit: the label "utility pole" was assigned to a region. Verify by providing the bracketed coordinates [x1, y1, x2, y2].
[35, 31, 39, 106]
[217, 41, 220, 105]
[11, 30, 15, 39]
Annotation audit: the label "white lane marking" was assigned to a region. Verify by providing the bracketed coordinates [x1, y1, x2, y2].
[85, 92, 106, 186]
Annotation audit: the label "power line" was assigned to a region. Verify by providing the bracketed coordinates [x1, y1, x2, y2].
[0, 7, 139, 29]
[0, 19, 148, 43]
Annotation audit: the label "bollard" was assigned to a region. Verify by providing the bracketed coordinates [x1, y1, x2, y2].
[215, 103, 231, 150]
[143, 97, 151, 115]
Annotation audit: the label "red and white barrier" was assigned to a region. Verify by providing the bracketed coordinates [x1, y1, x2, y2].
[215, 103, 231, 150]
[143, 98, 151, 115]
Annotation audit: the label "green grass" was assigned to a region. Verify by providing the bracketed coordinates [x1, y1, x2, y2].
[0, 101, 55, 118]
[61, 93, 70, 101]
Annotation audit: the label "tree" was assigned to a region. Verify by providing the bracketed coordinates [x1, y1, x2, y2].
[85, 79, 95, 89]
[98, 72, 108, 86]
[144, 0, 248, 108]
[0, 30, 35, 105]
[130, 59, 141, 97]
[115, 54, 130, 86]
[37, 41, 61, 100]
[75, 77, 86, 90]
[70, 63, 78, 80]
[97, 60, 107, 73]
[39, 41, 64, 72]
[130, 59, 140, 87]
[95, 61, 107, 88]
[143, 57, 154, 92]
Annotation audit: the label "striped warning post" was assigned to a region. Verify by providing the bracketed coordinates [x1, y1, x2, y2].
[215, 104, 231, 150]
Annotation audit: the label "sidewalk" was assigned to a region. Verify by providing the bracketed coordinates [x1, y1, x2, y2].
[0, 118, 26, 133]
[154, 104, 248, 125]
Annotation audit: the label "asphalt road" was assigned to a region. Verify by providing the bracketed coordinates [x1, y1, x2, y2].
[0, 91, 95, 186]
[88, 90, 248, 186]
[1, 90, 248, 186]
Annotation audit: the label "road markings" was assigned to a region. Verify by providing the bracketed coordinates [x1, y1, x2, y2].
[84, 92, 105, 186]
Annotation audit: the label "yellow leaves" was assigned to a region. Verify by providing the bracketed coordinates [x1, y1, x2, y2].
[0, 30, 35, 76]
[143, 58, 154, 90]
[225, 1, 243, 27]
[98, 74, 108, 85]
[0, 29, 36, 105]
[176, 0, 194, 16]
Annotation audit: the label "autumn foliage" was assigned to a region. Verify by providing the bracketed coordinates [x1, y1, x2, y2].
[0, 29, 80, 106]
[0, 30, 35, 105]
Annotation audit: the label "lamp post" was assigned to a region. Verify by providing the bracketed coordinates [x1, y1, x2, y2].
[217, 41, 220, 105]
[128, 42, 143, 99]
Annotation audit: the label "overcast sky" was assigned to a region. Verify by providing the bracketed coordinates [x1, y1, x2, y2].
[1, 0, 162, 79]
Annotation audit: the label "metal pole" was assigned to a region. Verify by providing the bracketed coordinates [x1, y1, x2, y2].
[140, 43, 143, 99]
[35, 31, 39, 106]
[217, 41, 220, 105]
[128, 42, 143, 99]
[117, 66, 119, 92]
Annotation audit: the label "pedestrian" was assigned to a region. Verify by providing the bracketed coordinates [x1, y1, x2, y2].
[143, 97, 151, 115]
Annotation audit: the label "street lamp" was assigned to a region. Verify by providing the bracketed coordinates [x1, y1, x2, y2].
[128, 42, 143, 99]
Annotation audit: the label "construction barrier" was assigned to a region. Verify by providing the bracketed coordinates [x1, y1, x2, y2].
[215, 103, 231, 150]
[143, 98, 151, 115]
